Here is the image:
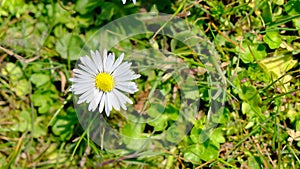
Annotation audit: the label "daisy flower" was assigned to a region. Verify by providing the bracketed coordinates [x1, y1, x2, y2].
[122, 0, 136, 4]
[70, 49, 140, 116]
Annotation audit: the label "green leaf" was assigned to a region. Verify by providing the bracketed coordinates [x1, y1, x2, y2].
[14, 110, 31, 132]
[52, 117, 74, 141]
[260, 55, 297, 90]
[247, 156, 262, 169]
[190, 127, 207, 144]
[32, 92, 52, 114]
[285, 0, 300, 28]
[183, 144, 201, 162]
[263, 31, 282, 49]
[75, 0, 103, 15]
[55, 33, 85, 60]
[148, 116, 168, 131]
[181, 76, 199, 100]
[97, 2, 116, 21]
[164, 104, 179, 121]
[33, 118, 47, 138]
[285, 0, 300, 15]
[121, 123, 144, 138]
[166, 125, 186, 143]
[30, 74, 50, 87]
[239, 86, 257, 101]
[147, 103, 165, 118]
[15, 79, 30, 96]
[198, 141, 219, 161]
[238, 43, 267, 63]
[275, 0, 284, 5]
[261, 1, 272, 23]
[121, 123, 147, 150]
[2, 62, 22, 81]
[210, 128, 225, 143]
[184, 140, 219, 162]
[242, 102, 254, 115]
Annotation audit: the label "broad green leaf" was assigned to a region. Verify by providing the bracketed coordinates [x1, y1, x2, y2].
[164, 104, 179, 120]
[121, 123, 147, 150]
[238, 43, 267, 63]
[263, 31, 282, 49]
[15, 79, 30, 96]
[2, 62, 22, 80]
[14, 110, 31, 132]
[275, 0, 284, 5]
[97, 2, 116, 21]
[260, 55, 297, 89]
[55, 33, 85, 60]
[181, 76, 199, 100]
[32, 92, 52, 114]
[75, 0, 103, 15]
[166, 125, 186, 143]
[286, 109, 297, 122]
[33, 118, 47, 138]
[121, 123, 144, 138]
[242, 102, 254, 115]
[241, 102, 262, 117]
[148, 116, 168, 131]
[285, 0, 300, 29]
[210, 128, 225, 143]
[261, 1, 272, 23]
[147, 103, 165, 118]
[239, 86, 258, 102]
[198, 141, 219, 161]
[185, 141, 219, 162]
[30, 74, 50, 87]
[247, 156, 262, 169]
[52, 117, 74, 141]
[183, 144, 201, 162]
[190, 127, 208, 144]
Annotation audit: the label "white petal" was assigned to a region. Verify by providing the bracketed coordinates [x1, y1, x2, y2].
[99, 93, 105, 113]
[72, 82, 93, 88]
[81, 56, 98, 74]
[78, 64, 96, 76]
[90, 50, 102, 73]
[73, 69, 94, 78]
[115, 83, 138, 94]
[86, 88, 97, 103]
[111, 53, 124, 73]
[114, 89, 133, 105]
[89, 89, 102, 112]
[73, 73, 94, 80]
[115, 73, 140, 82]
[122, 0, 126, 4]
[103, 49, 108, 72]
[132, 0, 136, 4]
[109, 91, 120, 111]
[105, 93, 111, 116]
[112, 62, 131, 77]
[114, 70, 134, 78]
[106, 53, 115, 74]
[70, 78, 94, 83]
[73, 85, 90, 95]
[88, 98, 96, 111]
[96, 50, 103, 72]
[77, 90, 93, 104]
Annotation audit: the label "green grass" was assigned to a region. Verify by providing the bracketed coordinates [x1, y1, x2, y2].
[0, 0, 300, 168]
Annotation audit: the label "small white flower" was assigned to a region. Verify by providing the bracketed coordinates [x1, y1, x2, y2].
[122, 0, 136, 4]
[70, 49, 140, 116]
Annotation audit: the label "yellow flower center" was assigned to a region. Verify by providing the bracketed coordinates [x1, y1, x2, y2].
[95, 73, 114, 92]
